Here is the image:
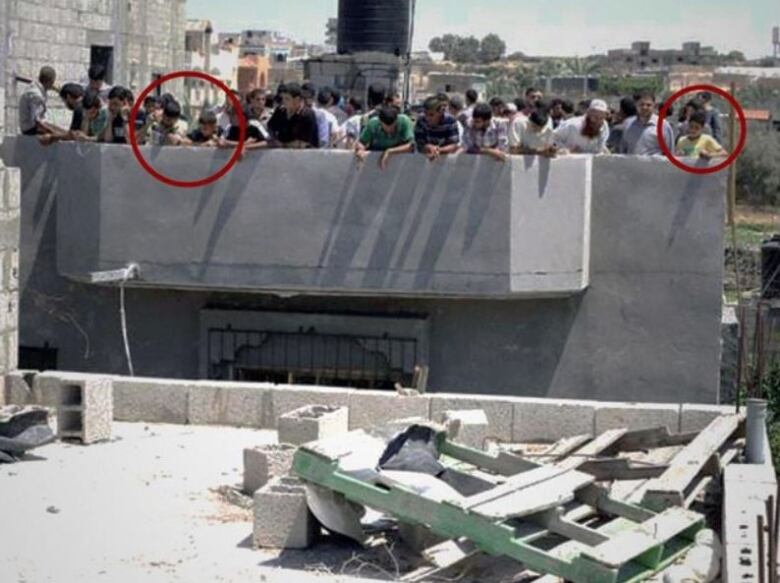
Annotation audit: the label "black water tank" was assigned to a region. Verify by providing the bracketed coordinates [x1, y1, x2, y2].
[337, 0, 411, 56]
[762, 235, 780, 298]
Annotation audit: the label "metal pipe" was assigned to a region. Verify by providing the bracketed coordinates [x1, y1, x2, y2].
[747, 399, 768, 463]
[768, 496, 777, 583]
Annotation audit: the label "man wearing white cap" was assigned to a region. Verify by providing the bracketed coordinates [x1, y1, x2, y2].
[552, 99, 610, 154]
[619, 91, 675, 156]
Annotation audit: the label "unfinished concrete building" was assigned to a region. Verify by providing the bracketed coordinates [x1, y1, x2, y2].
[0, 0, 187, 135]
[0, 138, 727, 404]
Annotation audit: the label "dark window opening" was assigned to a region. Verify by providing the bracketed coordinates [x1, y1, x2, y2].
[207, 327, 419, 390]
[90, 45, 114, 84]
[19, 344, 58, 371]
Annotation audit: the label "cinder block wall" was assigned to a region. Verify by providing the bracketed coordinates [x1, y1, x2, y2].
[2, 0, 186, 135]
[0, 160, 21, 387]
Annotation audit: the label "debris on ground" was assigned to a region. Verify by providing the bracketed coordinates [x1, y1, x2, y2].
[0, 405, 56, 463]
[249, 414, 747, 582]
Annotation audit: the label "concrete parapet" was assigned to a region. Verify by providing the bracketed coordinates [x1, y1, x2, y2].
[55, 373, 113, 443]
[243, 444, 296, 495]
[347, 390, 430, 430]
[253, 476, 318, 549]
[113, 376, 191, 424]
[277, 405, 349, 446]
[441, 409, 488, 450]
[680, 403, 737, 433]
[512, 397, 596, 442]
[430, 394, 515, 442]
[188, 382, 268, 427]
[594, 401, 680, 434]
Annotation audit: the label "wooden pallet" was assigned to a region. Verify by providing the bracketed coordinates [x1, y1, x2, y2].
[292, 431, 703, 583]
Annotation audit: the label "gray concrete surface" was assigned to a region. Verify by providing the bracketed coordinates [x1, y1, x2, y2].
[243, 444, 296, 494]
[55, 144, 591, 297]
[253, 477, 319, 549]
[277, 405, 349, 446]
[0, 422, 378, 583]
[1, 138, 727, 403]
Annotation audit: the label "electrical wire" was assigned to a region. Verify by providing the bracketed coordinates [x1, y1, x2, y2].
[119, 272, 135, 377]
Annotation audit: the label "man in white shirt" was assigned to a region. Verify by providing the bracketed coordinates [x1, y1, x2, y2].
[509, 101, 556, 157]
[18, 66, 58, 136]
[553, 99, 610, 155]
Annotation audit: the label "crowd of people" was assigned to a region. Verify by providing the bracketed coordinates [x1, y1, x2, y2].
[18, 64, 730, 167]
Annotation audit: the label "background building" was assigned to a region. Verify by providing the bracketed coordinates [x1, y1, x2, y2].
[0, 0, 187, 135]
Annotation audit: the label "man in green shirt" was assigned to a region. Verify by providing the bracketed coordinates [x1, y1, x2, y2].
[354, 106, 414, 170]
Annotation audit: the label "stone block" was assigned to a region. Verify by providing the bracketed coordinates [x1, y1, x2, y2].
[4, 249, 19, 292]
[278, 405, 349, 446]
[56, 374, 113, 444]
[429, 394, 514, 442]
[680, 403, 735, 433]
[113, 376, 190, 424]
[243, 444, 296, 495]
[347, 390, 430, 430]
[30, 371, 71, 407]
[253, 476, 318, 549]
[4, 370, 37, 405]
[6, 329, 18, 372]
[441, 409, 488, 450]
[264, 385, 352, 429]
[188, 382, 266, 427]
[594, 402, 680, 434]
[513, 398, 597, 442]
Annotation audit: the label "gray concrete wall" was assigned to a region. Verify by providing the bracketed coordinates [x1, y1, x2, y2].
[1, 137, 727, 403]
[55, 144, 591, 297]
[2, 0, 185, 135]
[0, 159, 21, 382]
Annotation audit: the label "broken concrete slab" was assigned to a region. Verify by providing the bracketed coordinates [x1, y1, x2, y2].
[253, 476, 318, 549]
[3, 370, 37, 405]
[113, 377, 190, 424]
[594, 401, 680, 434]
[278, 405, 349, 446]
[264, 385, 353, 429]
[188, 382, 267, 428]
[429, 394, 514, 442]
[243, 443, 296, 495]
[441, 409, 488, 450]
[347, 390, 430, 430]
[512, 398, 596, 442]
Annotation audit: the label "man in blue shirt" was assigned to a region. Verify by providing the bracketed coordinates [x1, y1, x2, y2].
[619, 91, 675, 156]
[414, 96, 461, 161]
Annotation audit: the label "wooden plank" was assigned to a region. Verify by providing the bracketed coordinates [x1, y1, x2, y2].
[536, 434, 593, 463]
[439, 440, 537, 476]
[641, 415, 741, 511]
[464, 466, 570, 508]
[468, 470, 595, 520]
[579, 507, 702, 569]
[400, 539, 479, 582]
[555, 429, 627, 471]
[534, 508, 610, 546]
[609, 426, 698, 453]
[578, 458, 668, 481]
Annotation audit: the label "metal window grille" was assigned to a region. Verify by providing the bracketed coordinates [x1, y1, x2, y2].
[207, 326, 419, 390]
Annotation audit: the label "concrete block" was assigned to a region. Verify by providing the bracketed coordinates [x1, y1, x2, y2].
[4, 167, 20, 211]
[277, 405, 349, 446]
[253, 476, 317, 549]
[4, 249, 19, 292]
[347, 390, 430, 430]
[4, 370, 38, 405]
[188, 382, 266, 427]
[56, 374, 113, 444]
[243, 444, 296, 495]
[6, 329, 18, 372]
[594, 402, 680, 434]
[680, 403, 735, 433]
[430, 394, 514, 442]
[31, 371, 73, 407]
[113, 376, 190, 424]
[441, 409, 488, 450]
[264, 385, 352, 429]
[512, 398, 596, 442]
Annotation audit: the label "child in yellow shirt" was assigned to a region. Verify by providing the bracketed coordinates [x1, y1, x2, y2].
[676, 111, 728, 160]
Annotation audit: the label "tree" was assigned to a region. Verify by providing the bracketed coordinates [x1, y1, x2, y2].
[429, 34, 459, 61]
[451, 36, 480, 63]
[479, 34, 506, 63]
[726, 50, 746, 63]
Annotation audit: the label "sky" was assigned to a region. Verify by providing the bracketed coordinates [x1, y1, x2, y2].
[186, 0, 779, 59]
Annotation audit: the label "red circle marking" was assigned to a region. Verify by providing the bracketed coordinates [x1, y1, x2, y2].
[128, 70, 246, 188]
[657, 83, 747, 175]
